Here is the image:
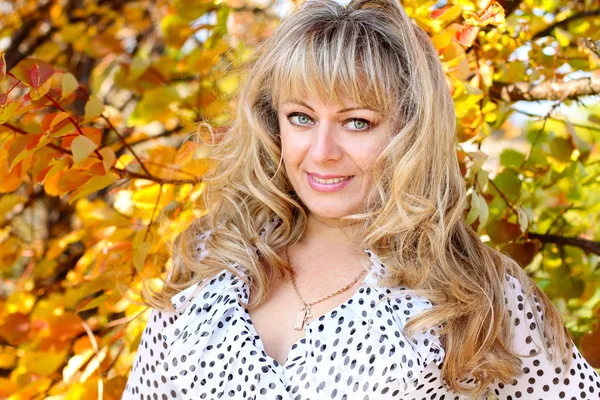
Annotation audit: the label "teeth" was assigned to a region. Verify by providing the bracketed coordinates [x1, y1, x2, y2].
[312, 175, 351, 184]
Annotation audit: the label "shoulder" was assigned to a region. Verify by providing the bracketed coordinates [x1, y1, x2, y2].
[501, 273, 549, 350]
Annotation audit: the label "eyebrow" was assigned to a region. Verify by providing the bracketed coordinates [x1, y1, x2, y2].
[282, 101, 377, 114]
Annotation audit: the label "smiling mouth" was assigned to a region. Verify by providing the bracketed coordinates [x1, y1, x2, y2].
[310, 175, 354, 184]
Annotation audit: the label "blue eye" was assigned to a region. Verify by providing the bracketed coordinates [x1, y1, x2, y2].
[286, 112, 372, 131]
[288, 113, 313, 126]
[345, 119, 370, 131]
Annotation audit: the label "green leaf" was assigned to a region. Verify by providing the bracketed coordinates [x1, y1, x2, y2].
[465, 192, 480, 225]
[492, 169, 521, 201]
[500, 149, 525, 168]
[477, 193, 489, 228]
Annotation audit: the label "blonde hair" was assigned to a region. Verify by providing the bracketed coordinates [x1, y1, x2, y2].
[142, 0, 573, 396]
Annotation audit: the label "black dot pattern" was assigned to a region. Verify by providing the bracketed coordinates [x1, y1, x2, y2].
[122, 220, 600, 399]
[485, 274, 600, 399]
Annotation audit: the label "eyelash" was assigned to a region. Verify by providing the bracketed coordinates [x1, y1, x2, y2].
[286, 112, 373, 132]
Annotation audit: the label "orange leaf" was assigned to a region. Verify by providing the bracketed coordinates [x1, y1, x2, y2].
[0, 160, 23, 193]
[47, 312, 85, 341]
[32, 147, 62, 184]
[57, 168, 93, 193]
[486, 219, 522, 244]
[0, 313, 30, 346]
[41, 112, 72, 134]
[581, 325, 600, 368]
[431, 4, 462, 21]
[455, 25, 479, 47]
[500, 240, 541, 267]
[44, 168, 64, 196]
[81, 127, 103, 146]
[174, 141, 200, 166]
[7, 133, 41, 171]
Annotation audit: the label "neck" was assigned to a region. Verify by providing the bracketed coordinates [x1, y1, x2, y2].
[298, 213, 362, 251]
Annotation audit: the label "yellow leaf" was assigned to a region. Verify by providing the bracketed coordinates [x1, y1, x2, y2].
[129, 55, 150, 82]
[132, 184, 162, 208]
[430, 4, 462, 21]
[50, 111, 72, 131]
[133, 241, 151, 272]
[80, 347, 108, 382]
[30, 79, 52, 101]
[71, 135, 97, 163]
[217, 73, 240, 96]
[0, 102, 20, 124]
[99, 147, 116, 174]
[5, 291, 36, 314]
[46, 157, 72, 180]
[116, 153, 135, 169]
[84, 95, 104, 122]
[68, 174, 117, 204]
[555, 27, 572, 47]
[24, 351, 68, 376]
[63, 349, 95, 384]
[61, 72, 79, 98]
[432, 31, 452, 52]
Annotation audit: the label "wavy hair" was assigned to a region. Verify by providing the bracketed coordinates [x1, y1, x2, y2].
[141, 0, 573, 396]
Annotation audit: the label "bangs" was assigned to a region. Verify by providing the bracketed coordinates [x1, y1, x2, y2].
[270, 20, 399, 116]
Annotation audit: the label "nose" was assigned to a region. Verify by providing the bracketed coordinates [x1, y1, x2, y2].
[310, 120, 343, 164]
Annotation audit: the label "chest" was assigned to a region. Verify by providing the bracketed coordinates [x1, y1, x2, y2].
[247, 269, 365, 366]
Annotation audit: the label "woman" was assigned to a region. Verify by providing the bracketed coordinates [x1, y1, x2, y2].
[122, 0, 600, 399]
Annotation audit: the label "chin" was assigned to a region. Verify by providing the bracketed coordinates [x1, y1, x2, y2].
[305, 202, 359, 220]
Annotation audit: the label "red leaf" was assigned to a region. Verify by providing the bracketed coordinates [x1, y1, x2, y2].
[30, 63, 40, 90]
[0, 52, 6, 82]
[11, 58, 54, 88]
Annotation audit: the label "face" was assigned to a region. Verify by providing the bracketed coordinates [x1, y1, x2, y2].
[277, 94, 391, 225]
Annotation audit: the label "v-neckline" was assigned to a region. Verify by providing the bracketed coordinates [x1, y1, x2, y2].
[237, 260, 378, 369]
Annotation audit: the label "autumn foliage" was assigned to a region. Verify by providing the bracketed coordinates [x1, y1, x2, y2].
[0, 0, 599, 398]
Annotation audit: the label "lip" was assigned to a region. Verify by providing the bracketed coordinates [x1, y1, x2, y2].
[307, 172, 354, 192]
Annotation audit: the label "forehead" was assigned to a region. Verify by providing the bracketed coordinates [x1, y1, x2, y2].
[274, 84, 386, 116]
[278, 95, 376, 111]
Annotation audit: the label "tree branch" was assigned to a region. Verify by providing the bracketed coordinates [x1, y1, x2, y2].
[497, 0, 523, 18]
[3, 1, 53, 70]
[490, 76, 600, 102]
[532, 9, 600, 40]
[528, 232, 600, 256]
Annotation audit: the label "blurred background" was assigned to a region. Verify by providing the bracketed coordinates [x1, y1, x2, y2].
[0, 0, 599, 398]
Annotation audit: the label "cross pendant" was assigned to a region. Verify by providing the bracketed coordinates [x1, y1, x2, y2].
[294, 305, 312, 331]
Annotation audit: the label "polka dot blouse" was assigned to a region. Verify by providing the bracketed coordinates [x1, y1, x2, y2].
[123, 231, 600, 399]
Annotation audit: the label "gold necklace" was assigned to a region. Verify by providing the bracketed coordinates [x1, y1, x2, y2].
[286, 246, 368, 331]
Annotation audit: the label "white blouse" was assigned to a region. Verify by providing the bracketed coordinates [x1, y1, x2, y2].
[123, 231, 600, 399]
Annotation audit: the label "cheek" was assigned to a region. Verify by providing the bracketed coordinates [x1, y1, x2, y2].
[352, 140, 386, 172]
